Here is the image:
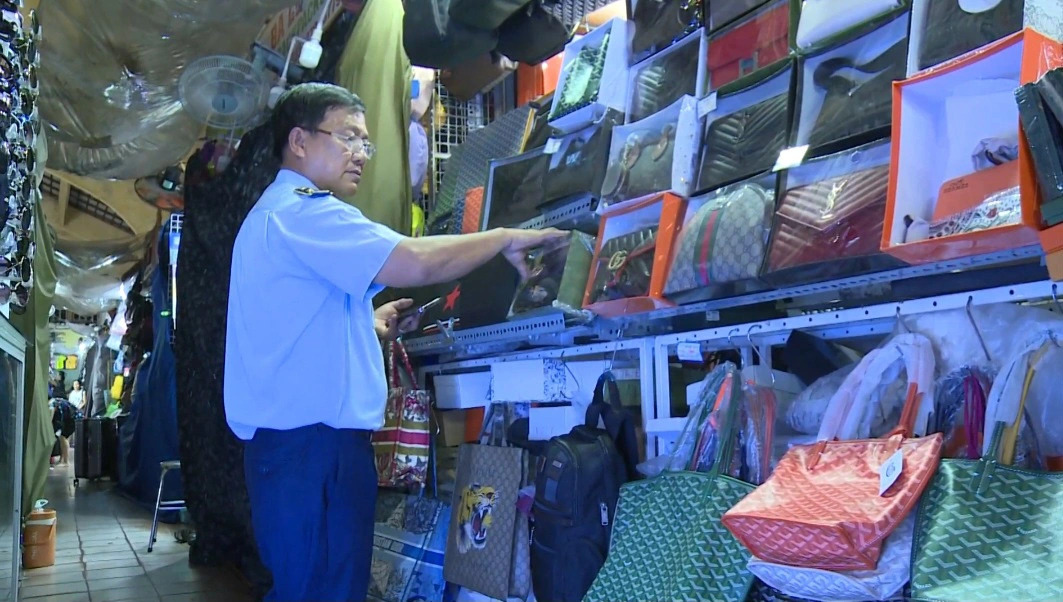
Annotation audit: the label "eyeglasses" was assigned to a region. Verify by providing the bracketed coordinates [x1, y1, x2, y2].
[313, 128, 376, 159]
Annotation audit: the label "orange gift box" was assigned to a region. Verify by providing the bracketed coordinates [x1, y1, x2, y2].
[884, 29, 1063, 264]
[582, 193, 686, 318]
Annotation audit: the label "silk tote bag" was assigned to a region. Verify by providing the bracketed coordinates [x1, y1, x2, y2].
[373, 342, 431, 488]
[723, 333, 944, 571]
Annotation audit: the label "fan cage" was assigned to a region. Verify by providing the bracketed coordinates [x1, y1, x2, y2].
[178, 56, 269, 129]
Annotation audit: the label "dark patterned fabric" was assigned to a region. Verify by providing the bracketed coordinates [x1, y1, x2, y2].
[175, 124, 279, 597]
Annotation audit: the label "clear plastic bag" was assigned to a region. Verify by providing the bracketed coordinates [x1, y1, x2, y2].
[666, 362, 738, 472]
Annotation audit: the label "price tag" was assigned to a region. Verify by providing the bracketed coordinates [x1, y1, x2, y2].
[773, 145, 810, 172]
[704, 310, 720, 322]
[879, 449, 903, 495]
[544, 138, 562, 154]
[676, 342, 702, 363]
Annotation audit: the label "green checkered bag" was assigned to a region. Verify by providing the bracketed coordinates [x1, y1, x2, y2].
[584, 366, 756, 602]
[911, 337, 1063, 601]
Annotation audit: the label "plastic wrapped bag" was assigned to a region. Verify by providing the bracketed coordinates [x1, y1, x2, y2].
[666, 362, 738, 472]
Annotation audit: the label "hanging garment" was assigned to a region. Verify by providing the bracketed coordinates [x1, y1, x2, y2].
[175, 123, 277, 597]
[337, 0, 413, 235]
[118, 231, 182, 512]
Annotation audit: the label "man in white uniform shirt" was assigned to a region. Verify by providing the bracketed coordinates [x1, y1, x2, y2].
[224, 83, 563, 601]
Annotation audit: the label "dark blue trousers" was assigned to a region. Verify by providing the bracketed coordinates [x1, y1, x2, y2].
[244, 424, 378, 601]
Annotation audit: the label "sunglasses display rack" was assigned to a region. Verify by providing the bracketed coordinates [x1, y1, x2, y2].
[0, 4, 40, 316]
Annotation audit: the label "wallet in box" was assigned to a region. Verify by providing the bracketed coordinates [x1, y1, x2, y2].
[482, 149, 550, 230]
[665, 178, 774, 296]
[707, 0, 791, 90]
[412, 255, 521, 336]
[708, 0, 771, 31]
[795, 11, 908, 152]
[629, 0, 704, 64]
[916, 0, 1023, 72]
[698, 63, 793, 192]
[543, 117, 617, 205]
[600, 99, 683, 205]
[766, 142, 903, 284]
[628, 29, 705, 123]
[589, 228, 660, 304]
[550, 27, 612, 121]
[509, 231, 596, 317]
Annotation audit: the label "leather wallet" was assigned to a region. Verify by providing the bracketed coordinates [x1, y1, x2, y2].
[552, 30, 611, 120]
[600, 118, 677, 205]
[805, 37, 907, 150]
[698, 93, 789, 191]
[766, 164, 890, 273]
[590, 228, 659, 303]
[544, 119, 616, 204]
[629, 34, 701, 123]
[630, 0, 703, 64]
[484, 152, 550, 229]
[665, 183, 774, 295]
[917, 0, 1023, 71]
[707, 1, 790, 90]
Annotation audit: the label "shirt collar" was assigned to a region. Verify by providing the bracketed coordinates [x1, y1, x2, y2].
[274, 168, 318, 190]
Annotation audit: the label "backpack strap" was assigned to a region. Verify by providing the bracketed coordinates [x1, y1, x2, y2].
[584, 371, 641, 481]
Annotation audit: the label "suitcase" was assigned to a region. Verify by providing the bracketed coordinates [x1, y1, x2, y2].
[74, 417, 118, 486]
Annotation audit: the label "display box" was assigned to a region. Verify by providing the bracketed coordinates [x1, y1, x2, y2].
[434, 408, 474, 447]
[708, 0, 773, 32]
[766, 138, 905, 286]
[435, 372, 492, 410]
[548, 18, 632, 134]
[600, 95, 702, 206]
[697, 60, 794, 193]
[885, 29, 1063, 264]
[542, 113, 619, 206]
[794, 0, 904, 52]
[706, 0, 792, 91]
[626, 28, 709, 123]
[583, 192, 687, 317]
[628, 0, 704, 64]
[790, 9, 908, 154]
[908, 0, 1023, 75]
[665, 172, 777, 304]
[480, 149, 550, 230]
[508, 231, 596, 319]
[490, 359, 612, 405]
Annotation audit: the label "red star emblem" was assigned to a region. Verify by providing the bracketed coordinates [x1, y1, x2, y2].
[443, 284, 461, 312]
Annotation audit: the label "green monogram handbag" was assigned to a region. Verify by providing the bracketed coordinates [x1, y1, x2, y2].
[584, 364, 756, 602]
[911, 336, 1063, 601]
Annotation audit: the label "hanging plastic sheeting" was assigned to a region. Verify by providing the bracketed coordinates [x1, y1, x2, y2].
[118, 229, 181, 514]
[51, 234, 151, 316]
[37, 0, 292, 179]
[174, 123, 278, 597]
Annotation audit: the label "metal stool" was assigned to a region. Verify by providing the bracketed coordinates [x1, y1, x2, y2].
[148, 460, 186, 553]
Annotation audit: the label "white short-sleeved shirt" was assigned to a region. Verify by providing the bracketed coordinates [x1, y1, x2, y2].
[224, 169, 405, 440]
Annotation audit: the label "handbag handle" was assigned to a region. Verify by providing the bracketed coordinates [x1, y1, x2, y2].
[584, 370, 622, 428]
[389, 341, 417, 389]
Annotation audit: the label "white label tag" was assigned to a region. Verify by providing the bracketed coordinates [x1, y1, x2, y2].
[697, 93, 718, 118]
[773, 145, 810, 172]
[879, 449, 903, 495]
[544, 138, 562, 154]
[676, 342, 702, 363]
[705, 310, 720, 321]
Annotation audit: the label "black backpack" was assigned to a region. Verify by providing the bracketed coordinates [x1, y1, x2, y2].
[531, 371, 640, 602]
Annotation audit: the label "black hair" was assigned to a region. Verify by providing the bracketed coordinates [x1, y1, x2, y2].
[271, 83, 367, 160]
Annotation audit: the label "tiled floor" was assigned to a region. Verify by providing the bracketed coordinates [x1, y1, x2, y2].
[18, 464, 253, 602]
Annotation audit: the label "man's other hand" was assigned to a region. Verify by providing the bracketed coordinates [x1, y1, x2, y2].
[374, 298, 420, 340]
[501, 228, 569, 279]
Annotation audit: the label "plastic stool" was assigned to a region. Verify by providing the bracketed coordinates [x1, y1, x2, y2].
[148, 460, 186, 553]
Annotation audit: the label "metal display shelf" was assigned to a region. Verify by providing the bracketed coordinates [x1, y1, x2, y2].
[649, 279, 1061, 438]
[403, 245, 1045, 356]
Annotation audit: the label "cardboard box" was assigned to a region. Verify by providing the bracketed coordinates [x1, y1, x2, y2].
[434, 409, 469, 448]
[22, 509, 56, 569]
[884, 29, 1063, 264]
[434, 372, 491, 410]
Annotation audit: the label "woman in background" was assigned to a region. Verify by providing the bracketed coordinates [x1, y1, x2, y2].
[68, 379, 86, 413]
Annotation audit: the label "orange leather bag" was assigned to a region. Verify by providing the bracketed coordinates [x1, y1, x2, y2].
[722, 336, 944, 571]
